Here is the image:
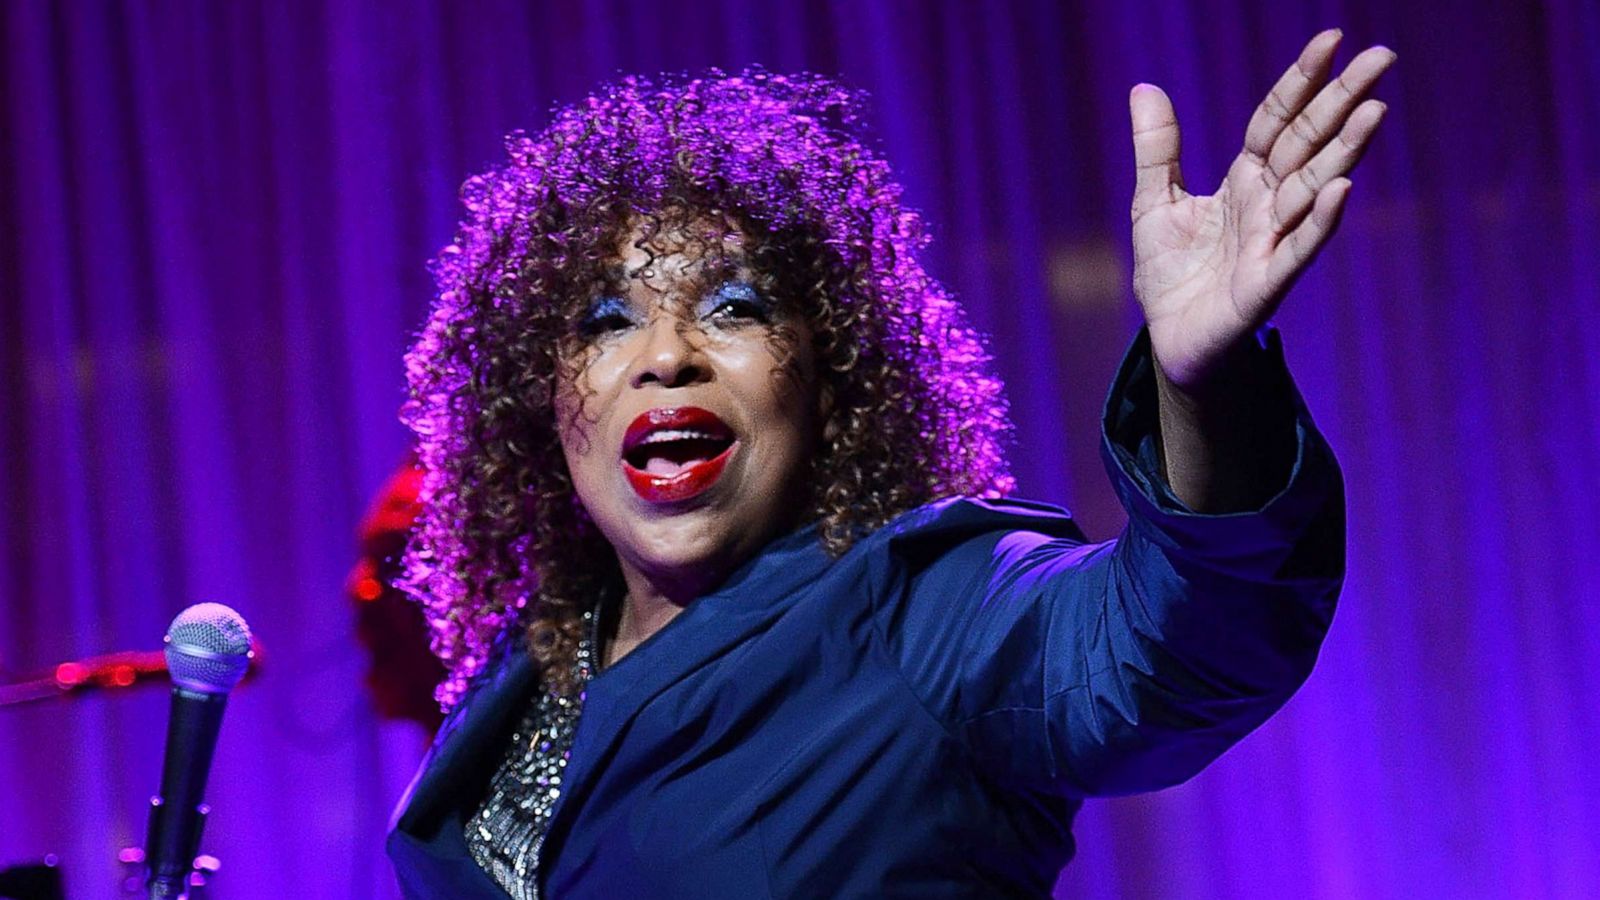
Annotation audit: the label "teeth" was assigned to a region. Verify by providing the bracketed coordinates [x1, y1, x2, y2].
[639, 429, 721, 446]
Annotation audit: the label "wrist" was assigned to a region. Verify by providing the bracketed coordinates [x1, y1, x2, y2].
[1151, 332, 1274, 407]
[1151, 333, 1296, 511]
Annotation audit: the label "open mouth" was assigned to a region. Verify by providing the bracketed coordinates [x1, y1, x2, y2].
[621, 408, 738, 504]
[623, 430, 735, 476]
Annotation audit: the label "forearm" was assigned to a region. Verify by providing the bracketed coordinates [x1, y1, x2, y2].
[1055, 329, 1343, 794]
[885, 330, 1345, 798]
[1152, 337, 1298, 513]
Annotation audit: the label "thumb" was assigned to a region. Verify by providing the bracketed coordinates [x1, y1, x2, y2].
[1130, 83, 1185, 220]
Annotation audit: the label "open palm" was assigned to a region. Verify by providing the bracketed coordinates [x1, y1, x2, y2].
[1131, 30, 1396, 389]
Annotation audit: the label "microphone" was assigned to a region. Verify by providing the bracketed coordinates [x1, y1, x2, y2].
[143, 603, 253, 900]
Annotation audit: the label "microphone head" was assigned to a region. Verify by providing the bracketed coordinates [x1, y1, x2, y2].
[164, 603, 253, 694]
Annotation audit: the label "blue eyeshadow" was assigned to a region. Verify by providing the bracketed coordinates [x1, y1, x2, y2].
[579, 296, 632, 329]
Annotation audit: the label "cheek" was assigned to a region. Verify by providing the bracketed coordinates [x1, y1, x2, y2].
[765, 323, 814, 385]
[553, 377, 598, 463]
[731, 348, 822, 453]
[553, 379, 607, 517]
[553, 350, 622, 459]
[775, 343, 821, 428]
[730, 324, 817, 408]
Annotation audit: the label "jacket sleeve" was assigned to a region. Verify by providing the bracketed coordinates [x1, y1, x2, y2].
[874, 327, 1345, 799]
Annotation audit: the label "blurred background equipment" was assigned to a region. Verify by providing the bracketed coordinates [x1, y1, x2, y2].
[0, 857, 64, 900]
[347, 455, 445, 736]
[0, 642, 265, 709]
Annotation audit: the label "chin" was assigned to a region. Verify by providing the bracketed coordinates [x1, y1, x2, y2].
[618, 508, 745, 581]
[607, 488, 801, 599]
[582, 449, 809, 600]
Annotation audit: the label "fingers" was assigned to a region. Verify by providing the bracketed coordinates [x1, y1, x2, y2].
[1243, 29, 1342, 163]
[1264, 44, 1397, 186]
[1265, 177, 1352, 298]
[1130, 83, 1185, 222]
[1271, 98, 1386, 233]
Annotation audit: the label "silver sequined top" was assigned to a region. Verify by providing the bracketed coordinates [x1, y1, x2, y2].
[464, 610, 597, 900]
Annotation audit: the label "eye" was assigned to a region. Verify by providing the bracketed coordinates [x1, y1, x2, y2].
[577, 296, 636, 338]
[699, 280, 772, 324]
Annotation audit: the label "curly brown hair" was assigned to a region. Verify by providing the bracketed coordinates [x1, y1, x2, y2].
[402, 70, 1014, 707]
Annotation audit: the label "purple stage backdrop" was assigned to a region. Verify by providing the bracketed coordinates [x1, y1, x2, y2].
[2, 1, 1597, 897]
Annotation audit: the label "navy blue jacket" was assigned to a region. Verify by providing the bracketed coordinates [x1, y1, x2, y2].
[387, 332, 1345, 898]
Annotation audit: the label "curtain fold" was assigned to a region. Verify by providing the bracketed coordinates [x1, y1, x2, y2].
[2, 1, 1594, 896]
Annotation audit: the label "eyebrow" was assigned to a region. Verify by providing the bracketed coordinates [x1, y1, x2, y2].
[602, 254, 756, 286]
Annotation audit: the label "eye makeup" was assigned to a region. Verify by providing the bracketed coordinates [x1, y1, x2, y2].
[577, 276, 775, 339]
[697, 279, 774, 323]
[577, 295, 636, 337]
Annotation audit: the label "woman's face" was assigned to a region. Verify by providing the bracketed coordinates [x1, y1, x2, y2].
[554, 216, 826, 603]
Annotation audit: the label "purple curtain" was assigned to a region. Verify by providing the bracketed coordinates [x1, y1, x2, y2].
[2, 1, 1596, 896]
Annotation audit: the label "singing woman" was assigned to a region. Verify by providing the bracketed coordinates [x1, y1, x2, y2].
[388, 30, 1392, 898]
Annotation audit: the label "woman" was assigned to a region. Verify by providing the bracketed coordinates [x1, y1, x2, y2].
[389, 30, 1392, 898]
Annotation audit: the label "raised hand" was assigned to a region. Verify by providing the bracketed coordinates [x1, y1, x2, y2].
[1129, 29, 1395, 390]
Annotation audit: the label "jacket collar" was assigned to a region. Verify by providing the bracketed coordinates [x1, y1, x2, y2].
[535, 522, 833, 887]
[390, 500, 1046, 842]
[389, 521, 835, 884]
[391, 632, 537, 837]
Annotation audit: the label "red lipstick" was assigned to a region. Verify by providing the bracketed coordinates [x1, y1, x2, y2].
[621, 407, 737, 505]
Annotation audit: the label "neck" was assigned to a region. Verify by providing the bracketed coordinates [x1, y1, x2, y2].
[600, 508, 810, 667]
[604, 562, 705, 668]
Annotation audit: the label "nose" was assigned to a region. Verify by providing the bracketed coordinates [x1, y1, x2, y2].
[628, 313, 708, 390]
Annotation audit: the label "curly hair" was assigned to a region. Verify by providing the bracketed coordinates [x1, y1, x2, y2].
[402, 69, 1014, 708]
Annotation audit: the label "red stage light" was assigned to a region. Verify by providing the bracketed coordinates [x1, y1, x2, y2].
[355, 576, 383, 602]
[55, 662, 88, 686]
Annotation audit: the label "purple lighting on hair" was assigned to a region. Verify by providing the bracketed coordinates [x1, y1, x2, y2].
[402, 70, 1014, 707]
